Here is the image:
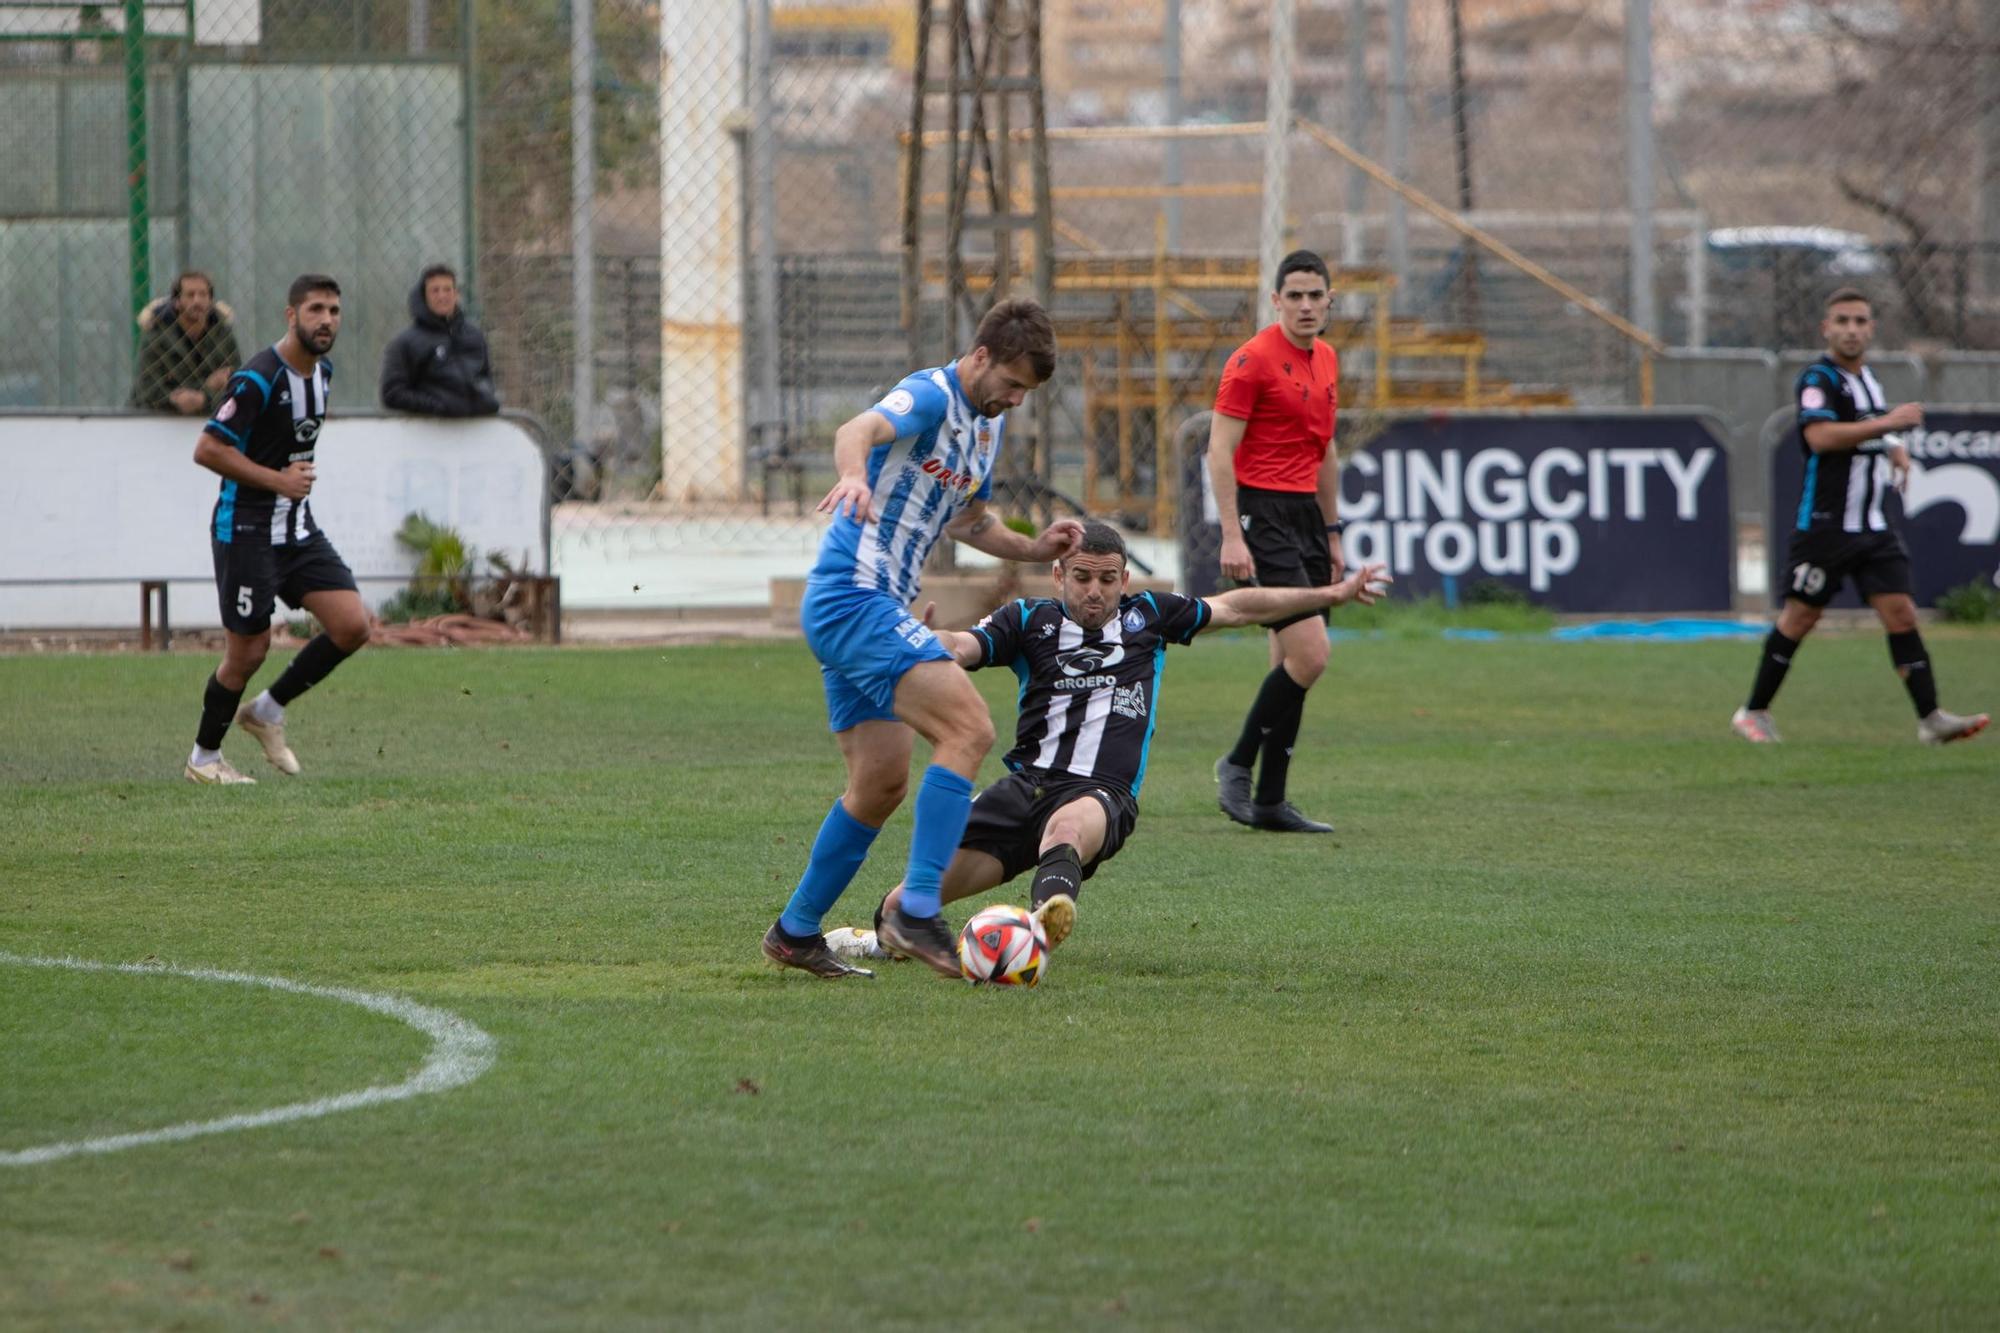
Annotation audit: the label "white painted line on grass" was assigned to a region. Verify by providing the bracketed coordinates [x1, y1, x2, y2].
[0, 951, 497, 1168]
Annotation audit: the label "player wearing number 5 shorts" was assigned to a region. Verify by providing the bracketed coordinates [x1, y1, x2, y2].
[183, 274, 372, 784]
[1731, 286, 1986, 746]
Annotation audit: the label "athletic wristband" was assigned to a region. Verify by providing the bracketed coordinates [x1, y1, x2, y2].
[1324, 520, 1347, 535]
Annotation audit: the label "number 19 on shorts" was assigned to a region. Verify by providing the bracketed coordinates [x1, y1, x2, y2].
[1789, 563, 1826, 597]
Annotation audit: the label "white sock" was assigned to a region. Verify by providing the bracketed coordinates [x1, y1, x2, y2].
[190, 745, 221, 767]
[250, 691, 284, 726]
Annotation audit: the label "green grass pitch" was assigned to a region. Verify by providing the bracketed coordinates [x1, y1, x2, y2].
[2, 628, 1997, 1330]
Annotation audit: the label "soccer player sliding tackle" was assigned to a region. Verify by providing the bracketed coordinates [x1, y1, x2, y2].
[827, 521, 1391, 967]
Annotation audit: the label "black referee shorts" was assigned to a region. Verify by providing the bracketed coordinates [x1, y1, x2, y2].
[960, 771, 1139, 885]
[212, 532, 358, 635]
[1236, 485, 1332, 630]
[1780, 527, 1913, 608]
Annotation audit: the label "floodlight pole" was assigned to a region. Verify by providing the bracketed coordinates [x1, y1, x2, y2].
[124, 0, 150, 349]
[1257, 0, 1296, 317]
[570, 0, 596, 451]
[1625, 0, 1656, 339]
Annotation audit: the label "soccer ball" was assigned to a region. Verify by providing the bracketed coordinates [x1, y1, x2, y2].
[957, 904, 1047, 987]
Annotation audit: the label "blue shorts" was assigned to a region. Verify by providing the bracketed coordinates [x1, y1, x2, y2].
[800, 581, 954, 733]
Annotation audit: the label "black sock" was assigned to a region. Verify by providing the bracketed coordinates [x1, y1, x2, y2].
[195, 672, 244, 750]
[268, 633, 356, 706]
[1031, 843, 1083, 909]
[1227, 666, 1301, 768]
[1745, 629, 1800, 712]
[1888, 629, 1939, 717]
[1253, 670, 1311, 805]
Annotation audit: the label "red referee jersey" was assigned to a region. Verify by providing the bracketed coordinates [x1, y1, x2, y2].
[1212, 322, 1339, 493]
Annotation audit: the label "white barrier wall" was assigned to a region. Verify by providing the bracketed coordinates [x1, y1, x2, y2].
[0, 413, 546, 629]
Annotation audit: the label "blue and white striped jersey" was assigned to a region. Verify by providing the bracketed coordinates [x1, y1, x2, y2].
[807, 363, 1005, 605]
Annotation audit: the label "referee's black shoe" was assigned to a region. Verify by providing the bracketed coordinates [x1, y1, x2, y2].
[1215, 757, 1256, 825]
[1249, 800, 1333, 834]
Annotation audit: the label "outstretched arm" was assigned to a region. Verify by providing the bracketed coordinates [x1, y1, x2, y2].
[917, 601, 984, 668]
[1199, 563, 1392, 630]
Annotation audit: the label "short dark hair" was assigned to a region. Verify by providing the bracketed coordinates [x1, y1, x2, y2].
[171, 270, 213, 300]
[1060, 520, 1128, 568]
[420, 263, 458, 287]
[1824, 287, 1872, 313]
[972, 298, 1057, 382]
[287, 273, 341, 307]
[1275, 249, 1331, 293]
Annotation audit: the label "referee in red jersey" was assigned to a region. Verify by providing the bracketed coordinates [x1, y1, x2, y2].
[1206, 250, 1344, 833]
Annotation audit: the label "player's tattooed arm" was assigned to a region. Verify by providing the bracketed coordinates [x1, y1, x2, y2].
[950, 503, 1085, 564]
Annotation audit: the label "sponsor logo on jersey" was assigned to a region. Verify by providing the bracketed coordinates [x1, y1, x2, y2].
[1111, 683, 1148, 720]
[919, 456, 979, 495]
[294, 418, 321, 444]
[1056, 643, 1125, 676]
[1055, 674, 1117, 692]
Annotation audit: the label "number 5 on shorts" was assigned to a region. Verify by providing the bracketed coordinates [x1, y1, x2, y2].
[237, 585, 254, 616]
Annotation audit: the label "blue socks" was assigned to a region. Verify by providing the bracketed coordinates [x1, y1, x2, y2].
[777, 800, 880, 938]
[900, 765, 974, 918]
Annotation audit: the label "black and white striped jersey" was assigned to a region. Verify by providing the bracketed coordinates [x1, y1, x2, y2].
[1793, 354, 1895, 534]
[969, 591, 1212, 798]
[204, 344, 332, 546]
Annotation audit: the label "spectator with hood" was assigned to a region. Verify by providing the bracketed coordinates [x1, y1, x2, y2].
[379, 264, 500, 417]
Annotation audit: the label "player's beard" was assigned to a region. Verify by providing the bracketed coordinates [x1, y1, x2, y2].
[300, 323, 337, 354]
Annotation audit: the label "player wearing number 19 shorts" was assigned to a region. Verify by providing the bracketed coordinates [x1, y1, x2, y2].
[1732, 287, 1986, 747]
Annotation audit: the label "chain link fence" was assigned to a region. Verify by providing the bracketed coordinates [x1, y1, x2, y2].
[5, 0, 1995, 611]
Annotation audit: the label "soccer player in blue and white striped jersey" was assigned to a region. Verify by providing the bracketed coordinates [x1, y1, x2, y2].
[761, 299, 1084, 979]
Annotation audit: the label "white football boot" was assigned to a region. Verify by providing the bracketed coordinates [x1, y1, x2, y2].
[1729, 707, 1781, 744]
[234, 705, 301, 775]
[823, 927, 892, 962]
[1917, 709, 1990, 746]
[184, 754, 257, 785]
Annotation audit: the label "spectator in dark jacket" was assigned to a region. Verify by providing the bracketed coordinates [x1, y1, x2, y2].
[379, 264, 500, 417]
[129, 270, 242, 415]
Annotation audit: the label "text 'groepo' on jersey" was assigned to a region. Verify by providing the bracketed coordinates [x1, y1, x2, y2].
[969, 591, 1212, 798]
[807, 364, 1005, 606]
[205, 344, 332, 546]
[1794, 354, 1895, 534]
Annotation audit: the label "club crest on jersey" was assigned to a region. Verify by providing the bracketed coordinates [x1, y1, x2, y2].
[1122, 608, 1146, 632]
